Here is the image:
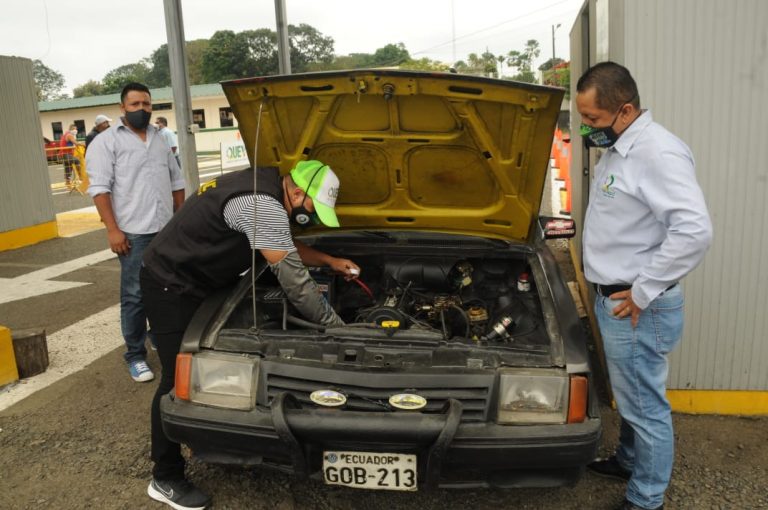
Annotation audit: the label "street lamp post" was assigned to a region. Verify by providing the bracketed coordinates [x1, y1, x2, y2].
[552, 23, 561, 65]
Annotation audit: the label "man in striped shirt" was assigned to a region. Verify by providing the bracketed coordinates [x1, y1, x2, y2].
[140, 160, 358, 510]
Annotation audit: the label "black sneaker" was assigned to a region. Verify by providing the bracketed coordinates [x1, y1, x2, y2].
[147, 478, 211, 510]
[587, 455, 632, 481]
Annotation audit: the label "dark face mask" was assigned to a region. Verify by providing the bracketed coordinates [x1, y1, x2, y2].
[125, 109, 152, 130]
[580, 106, 623, 148]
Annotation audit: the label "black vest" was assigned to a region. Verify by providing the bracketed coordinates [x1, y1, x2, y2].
[143, 167, 283, 298]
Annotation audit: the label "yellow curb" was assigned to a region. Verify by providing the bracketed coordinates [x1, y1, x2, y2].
[667, 390, 768, 415]
[56, 211, 104, 238]
[0, 221, 59, 252]
[0, 326, 19, 387]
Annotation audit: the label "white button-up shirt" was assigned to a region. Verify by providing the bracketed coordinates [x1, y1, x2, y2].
[86, 117, 185, 234]
[583, 111, 713, 309]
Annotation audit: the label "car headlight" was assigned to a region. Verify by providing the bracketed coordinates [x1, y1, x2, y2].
[179, 351, 259, 410]
[497, 369, 569, 424]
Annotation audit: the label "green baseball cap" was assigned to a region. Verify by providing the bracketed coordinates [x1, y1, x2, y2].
[290, 160, 340, 227]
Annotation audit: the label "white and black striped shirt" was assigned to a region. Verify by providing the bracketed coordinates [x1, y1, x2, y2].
[223, 193, 296, 252]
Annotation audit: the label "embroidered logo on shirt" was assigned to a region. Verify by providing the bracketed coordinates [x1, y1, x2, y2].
[601, 174, 616, 198]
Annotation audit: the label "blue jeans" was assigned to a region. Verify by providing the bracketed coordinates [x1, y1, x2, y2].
[595, 284, 684, 510]
[118, 232, 156, 363]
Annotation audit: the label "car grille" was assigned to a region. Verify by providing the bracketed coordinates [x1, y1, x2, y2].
[266, 373, 491, 422]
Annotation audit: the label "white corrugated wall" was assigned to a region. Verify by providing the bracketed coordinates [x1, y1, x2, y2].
[0, 56, 56, 233]
[574, 0, 768, 390]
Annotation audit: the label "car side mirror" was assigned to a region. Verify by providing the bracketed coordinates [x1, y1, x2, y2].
[538, 216, 576, 240]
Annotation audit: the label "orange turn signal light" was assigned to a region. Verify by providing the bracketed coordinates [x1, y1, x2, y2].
[567, 375, 588, 423]
[175, 353, 192, 401]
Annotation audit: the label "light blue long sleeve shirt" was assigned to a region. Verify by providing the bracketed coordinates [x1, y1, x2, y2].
[86, 117, 185, 234]
[583, 111, 713, 309]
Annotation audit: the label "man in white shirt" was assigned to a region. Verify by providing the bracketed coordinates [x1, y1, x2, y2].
[576, 62, 712, 510]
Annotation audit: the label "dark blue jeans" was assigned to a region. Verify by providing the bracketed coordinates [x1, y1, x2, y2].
[118, 232, 156, 363]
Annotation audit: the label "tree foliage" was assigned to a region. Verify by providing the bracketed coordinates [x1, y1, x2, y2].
[289, 24, 334, 72]
[506, 39, 541, 83]
[63, 26, 555, 101]
[32, 60, 67, 101]
[73, 80, 105, 98]
[101, 61, 152, 94]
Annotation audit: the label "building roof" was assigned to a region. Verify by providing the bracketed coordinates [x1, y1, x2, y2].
[38, 83, 224, 112]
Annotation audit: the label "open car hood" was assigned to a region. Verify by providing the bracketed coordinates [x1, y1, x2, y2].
[221, 70, 563, 242]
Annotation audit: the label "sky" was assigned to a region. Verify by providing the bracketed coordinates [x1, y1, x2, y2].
[0, 0, 584, 95]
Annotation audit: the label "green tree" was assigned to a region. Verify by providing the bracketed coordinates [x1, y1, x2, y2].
[454, 51, 497, 76]
[369, 43, 410, 67]
[400, 57, 450, 72]
[73, 80, 105, 98]
[32, 59, 67, 101]
[312, 52, 374, 71]
[507, 39, 541, 83]
[200, 30, 252, 82]
[101, 61, 152, 94]
[147, 44, 171, 87]
[289, 24, 334, 72]
[241, 28, 278, 76]
[186, 39, 210, 84]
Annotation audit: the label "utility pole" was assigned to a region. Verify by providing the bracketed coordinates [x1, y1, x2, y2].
[163, 0, 199, 195]
[552, 23, 561, 65]
[275, 0, 291, 74]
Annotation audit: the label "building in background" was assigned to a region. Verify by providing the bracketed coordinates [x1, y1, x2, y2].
[38, 83, 238, 154]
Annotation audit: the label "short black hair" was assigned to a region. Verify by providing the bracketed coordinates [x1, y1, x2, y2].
[156, 116, 168, 126]
[576, 61, 640, 111]
[120, 82, 151, 104]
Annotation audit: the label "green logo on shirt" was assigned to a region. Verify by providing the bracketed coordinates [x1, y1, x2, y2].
[601, 174, 616, 198]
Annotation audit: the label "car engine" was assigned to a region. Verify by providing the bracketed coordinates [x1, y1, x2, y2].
[252, 256, 541, 345]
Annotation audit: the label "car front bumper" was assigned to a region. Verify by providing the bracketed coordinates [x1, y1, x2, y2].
[161, 392, 601, 489]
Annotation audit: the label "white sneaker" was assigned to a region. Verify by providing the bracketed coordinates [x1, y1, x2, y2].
[128, 360, 154, 382]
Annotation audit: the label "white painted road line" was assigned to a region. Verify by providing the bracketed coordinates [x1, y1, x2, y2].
[0, 304, 123, 412]
[0, 249, 116, 304]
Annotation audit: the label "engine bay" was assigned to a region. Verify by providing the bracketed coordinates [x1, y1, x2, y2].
[225, 255, 549, 347]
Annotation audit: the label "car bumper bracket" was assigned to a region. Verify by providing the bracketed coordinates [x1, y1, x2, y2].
[424, 398, 462, 489]
[270, 392, 308, 479]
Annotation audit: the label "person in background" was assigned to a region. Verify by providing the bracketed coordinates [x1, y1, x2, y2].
[576, 61, 712, 510]
[85, 82, 185, 384]
[59, 123, 82, 188]
[155, 116, 180, 168]
[85, 114, 112, 150]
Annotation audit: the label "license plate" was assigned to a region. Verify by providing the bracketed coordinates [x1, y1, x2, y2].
[322, 451, 418, 491]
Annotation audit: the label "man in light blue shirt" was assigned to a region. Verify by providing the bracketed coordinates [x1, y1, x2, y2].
[86, 82, 185, 384]
[155, 116, 180, 168]
[576, 62, 712, 510]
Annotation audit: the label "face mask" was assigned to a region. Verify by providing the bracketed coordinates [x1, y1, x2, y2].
[580, 106, 624, 149]
[289, 192, 320, 228]
[125, 109, 152, 130]
[70, 130, 78, 136]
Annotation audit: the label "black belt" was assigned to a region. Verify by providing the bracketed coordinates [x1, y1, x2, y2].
[593, 283, 677, 297]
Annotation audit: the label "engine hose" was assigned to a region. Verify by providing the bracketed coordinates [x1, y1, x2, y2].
[440, 309, 449, 341]
[285, 314, 326, 332]
[449, 304, 471, 338]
